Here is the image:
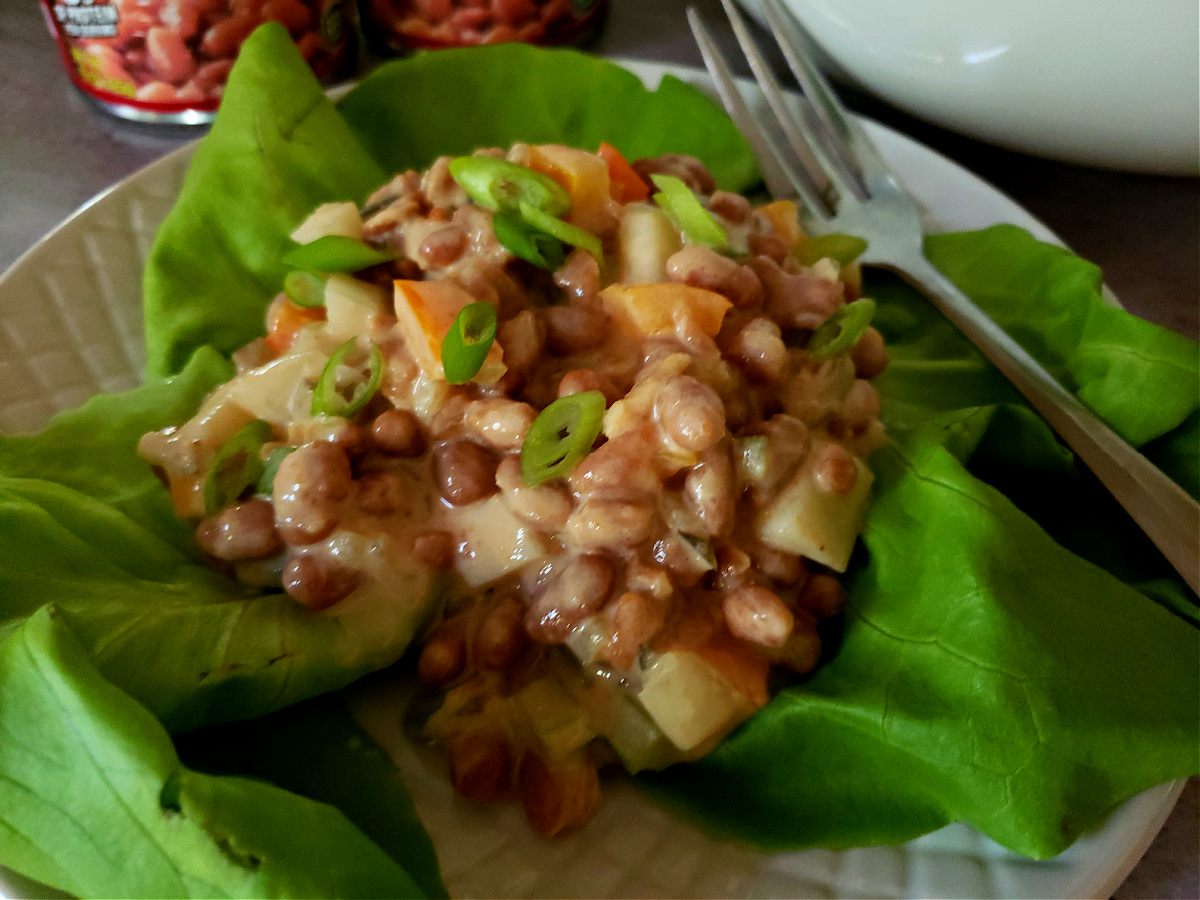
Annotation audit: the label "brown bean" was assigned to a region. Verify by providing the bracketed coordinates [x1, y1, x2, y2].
[200, 13, 258, 59]
[193, 59, 234, 94]
[798, 573, 846, 619]
[707, 190, 751, 223]
[493, 0, 540, 27]
[157, 1, 201, 41]
[851, 326, 890, 379]
[371, 409, 426, 457]
[418, 622, 466, 685]
[273, 443, 352, 544]
[465, 399, 536, 452]
[447, 730, 513, 802]
[475, 595, 529, 669]
[811, 443, 859, 495]
[666, 244, 763, 309]
[498, 309, 545, 375]
[355, 471, 407, 516]
[552, 249, 600, 304]
[136, 81, 177, 103]
[519, 751, 600, 837]
[568, 432, 661, 499]
[543, 303, 605, 354]
[631, 153, 716, 195]
[768, 611, 822, 672]
[422, 155, 468, 209]
[722, 585, 794, 647]
[750, 255, 844, 331]
[716, 544, 753, 592]
[145, 27, 197, 84]
[434, 440, 499, 506]
[294, 30, 322, 62]
[413, 529, 455, 570]
[754, 544, 806, 586]
[748, 232, 788, 263]
[655, 375, 726, 452]
[495, 456, 572, 530]
[731, 317, 787, 383]
[194, 499, 282, 561]
[261, 0, 314, 34]
[683, 448, 735, 538]
[565, 497, 656, 550]
[525, 554, 614, 642]
[606, 591, 665, 670]
[283, 554, 358, 610]
[417, 225, 467, 269]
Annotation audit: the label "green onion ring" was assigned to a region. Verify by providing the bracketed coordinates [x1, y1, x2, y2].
[283, 270, 327, 308]
[203, 420, 274, 516]
[311, 339, 384, 417]
[492, 211, 566, 270]
[517, 202, 604, 264]
[256, 446, 296, 495]
[448, 156, 571, 216]
[649, 173, 727, 250]
[807, 299, 876, 361]
[520, 391, 607, 487]
[792, 233, 869, 268]
[441, 302, 499, 385]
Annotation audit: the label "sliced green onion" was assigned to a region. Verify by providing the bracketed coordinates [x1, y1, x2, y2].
[312, 338, 383, 417]
[520, 391, 606, 487]
[282, 235, 395, 273]
[283, 270, 327, 308]
[792, 233, 869, 268]
[807, 299, 876, 361]
[518, 201, 604, 264]
[649, 174, 727, 250]
[680, 533, 717, 572]
[204, 420, 273, 516]
[256, 446, 296, 495]
[492, 211, 565, 270]
[441, 302, 498, 385]
[448, 156, 570, 216]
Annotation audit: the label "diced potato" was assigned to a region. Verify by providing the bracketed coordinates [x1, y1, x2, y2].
[225, 350, 326, 426]
[528, 144, 614, 233]
[393, 279, 506, 385]
[602, 693, 682, 773]
[757, 441, 874, 571]
[290, 201, 364, 244]
[324, 274, 386, 342]
[515, 678, 596, 761]
[757, 199, 805, 248]
[634, 650, 756, 755]
[599, 283, 731, 340]
[441, 494, 550, 587]
[617, 203, 681, 284]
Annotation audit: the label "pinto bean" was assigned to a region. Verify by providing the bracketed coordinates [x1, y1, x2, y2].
[417, 225, 468, 269]
[811, 443, 859, 495]
[750, 255, 845, 330]
[552, 249, 600, 304]
[748, 232, 788, 263]
[655, 375, 726, 452]
[525, 554, 614, 642]
[283, 554, 358, 610]
[495, 456, 572, 530]
[568, 432, 661, 499]
[707, 190, 751, 224]
[413, 529, 455, 570]
[261, 0, 314, 34]
[194, 499, 282, 561]
[631, 153, 716, 195]
[851, 326, 890, 378]
[754, 544, 806, 586]
[566, 497, 656, 550]
[465, 399, 537, 452]
[418, 621, 466, 685]
[605, 591, 665, 670]
[769, 611, 822, 672]
[447, 730, 513, 802]
[683, 448, 735, 538]
[543, 303, 605, 354]
[146, 27, 196, 84]
[798, 573, 846, 619]
[519, 751, 600, 838]
[273, 443, 352, 544]
[200, 13, 258, 59]
[730, 317, 787, 383]
[355, 471, 408, 515]
[723, 585, 794, 647]
[475, 594, 529, 669]
[666, 245, 763, 309]
[435, 440, 499, 506]
[498, 309, 545, 376]
[421, 155, 468, 209]
[371, 409, 426, 457]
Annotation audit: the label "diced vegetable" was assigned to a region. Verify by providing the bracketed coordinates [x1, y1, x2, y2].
[311, 339, 383, 418]
[441, 302, 498, 385]
[808, 299, 876, 361]
[757, 442, 874, 571]
[599, 283, 731, 339]
[517, 202, 604, 264]
[289, 201, 363, 244]
[616, 203, 681, 284]
[793, 233, 869, 268]
[393, 279, 506, 385]
[282, 235, 394, 273]
[596, 142, 650, 203]
[757, 199, 805, 248]
[447, 155, 570, 215]
[440, 494, 551, 587]
[203, 420, 273, 516]
[650, 174, 727, 249]
[515, 678, 596, 761]
[265, 295, 325, 356]
[528, 143, 615, 230]
[520, 391, 606, 487]
[323, 274, 386, 343]
[226, 350, 327, 426]
[633, 650, 757, 755]
[283, 270, 327, 308]
[492, 211, 565, 270]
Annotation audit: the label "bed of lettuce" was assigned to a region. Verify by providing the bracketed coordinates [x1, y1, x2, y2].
[0, 23, 1196, 898]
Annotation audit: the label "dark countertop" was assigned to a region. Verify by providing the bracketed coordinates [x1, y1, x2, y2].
[1, 2, 1196, 898]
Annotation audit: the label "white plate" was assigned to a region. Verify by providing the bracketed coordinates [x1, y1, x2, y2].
[0, 59, 1184, 899]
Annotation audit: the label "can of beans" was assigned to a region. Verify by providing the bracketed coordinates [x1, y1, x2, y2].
[41, 1, 354, 124]
[360, 0, 608, 53]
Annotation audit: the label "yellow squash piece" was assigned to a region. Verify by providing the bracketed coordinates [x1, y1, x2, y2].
[600, 283, 731, 340]
[528, 144, 614, 233]
[393, 279, 505, 385]
[758, 199, 805, 249]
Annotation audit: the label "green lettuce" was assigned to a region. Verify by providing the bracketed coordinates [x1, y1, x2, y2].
[1, 20, 1197, 897]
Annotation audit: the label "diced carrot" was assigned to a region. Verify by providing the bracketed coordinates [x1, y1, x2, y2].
[393, 279, 506, 385]
[596, 141, 650, 203]
[758, 200, 806, 248]
[265, 293, 324, 356]
[527, 144, 614, 233]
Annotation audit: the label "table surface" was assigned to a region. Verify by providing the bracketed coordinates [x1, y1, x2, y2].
[1, 1, 1196, 898]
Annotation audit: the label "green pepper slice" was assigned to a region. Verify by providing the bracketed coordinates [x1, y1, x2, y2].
[520, 391, 606, 487]
[256, 446, 296, 495]
[203, 420, 273, 516]
[448, 156, 570, 216]
[492, 211, 566, 270]
[807, 299, 876, 361]
[283, 270, 327, 308]
[650, 174, 727, 250]
[792, 233, 869, 268]
[282, 235, 395, 273]
[517, 202, 604, 265]
[311, 339, 383, 417]
[441, 302, 498, 385]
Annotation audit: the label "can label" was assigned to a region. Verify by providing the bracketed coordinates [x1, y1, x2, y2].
[362, 0, 608, 51]
[41, 1, 352, 122]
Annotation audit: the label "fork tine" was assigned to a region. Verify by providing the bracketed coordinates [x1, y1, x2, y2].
[686, 7, 831, 218]
[761, 0, 871, 196]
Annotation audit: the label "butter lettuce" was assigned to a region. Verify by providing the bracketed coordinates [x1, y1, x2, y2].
[1, 20, 1197, 898]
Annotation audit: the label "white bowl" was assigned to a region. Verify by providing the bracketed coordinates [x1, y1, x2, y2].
[743, 0, 1200, 175]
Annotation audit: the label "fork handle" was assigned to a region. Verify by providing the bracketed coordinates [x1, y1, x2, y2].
[897, 254, 1200, 597]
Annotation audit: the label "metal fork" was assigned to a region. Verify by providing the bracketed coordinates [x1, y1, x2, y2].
[689, 0, 1200, 595]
